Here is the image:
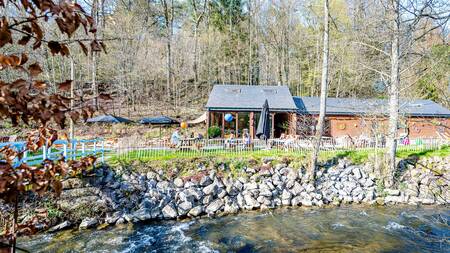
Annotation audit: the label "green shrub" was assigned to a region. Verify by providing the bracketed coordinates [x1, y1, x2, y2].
[208, 126, 221, 138]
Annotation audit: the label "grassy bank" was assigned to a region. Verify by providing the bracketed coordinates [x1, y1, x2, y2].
[109, 145, 449, 166]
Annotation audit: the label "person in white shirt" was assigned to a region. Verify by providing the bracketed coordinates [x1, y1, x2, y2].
[171, 128, 181, 146]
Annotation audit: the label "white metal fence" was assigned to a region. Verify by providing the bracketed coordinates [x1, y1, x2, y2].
[0, 139, 105, 166]
[4, 136, 445, 164]
[112, 136, 449, 161]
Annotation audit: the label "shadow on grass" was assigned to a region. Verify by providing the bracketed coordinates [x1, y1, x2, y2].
[395, 145, 449, 180]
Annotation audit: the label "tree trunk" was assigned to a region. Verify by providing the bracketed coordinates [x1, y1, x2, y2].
[277, 46, 283, 85]
[166, 39, 172, 98]
[161, 0, 174, 107]
[283, 26, 290, 87]
[247, 0, 252, 85]
[297, 61, 302, 96]
[91, 0, 98, 110]
[310, 0, 330, 180]
[70, 57, 75, 141]
[193, 24, 199, 89]
[92, 53, 97, 110]
[312, 37, 320, 96]
[386, 0, 400, 187]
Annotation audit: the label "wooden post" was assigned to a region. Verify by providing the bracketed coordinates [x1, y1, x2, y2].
[221, 112, 225, 138]
[290, 112, 298, 135]
[249, 112, 255, 139]
[206, 111, 210, 139]
[271, 113, 275, 138]
[235, 112, 239, 136]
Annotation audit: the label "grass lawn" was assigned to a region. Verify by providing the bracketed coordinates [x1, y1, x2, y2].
[108, 145, 450, 165]
[109, 148, 309, 164]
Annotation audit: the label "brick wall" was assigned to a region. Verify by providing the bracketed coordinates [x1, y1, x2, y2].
[302, 115, 450, 138]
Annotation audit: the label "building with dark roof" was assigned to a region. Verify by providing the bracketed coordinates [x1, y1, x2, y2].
[206, 84, 450, 138]
[205, 85, 299, 138]
[294, 97, 450, 117]
[293, 96, 450, 138]
[206, 85, 298, 112]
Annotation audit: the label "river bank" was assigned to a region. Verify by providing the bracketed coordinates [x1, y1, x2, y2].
[3, 155, 447, 234]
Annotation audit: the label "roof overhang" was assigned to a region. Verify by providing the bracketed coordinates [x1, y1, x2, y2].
[207, 107, 297, 112]
[297, 110, 450, 118]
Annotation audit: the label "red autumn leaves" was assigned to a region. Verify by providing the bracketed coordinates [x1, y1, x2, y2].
[0, 0, 111, 240]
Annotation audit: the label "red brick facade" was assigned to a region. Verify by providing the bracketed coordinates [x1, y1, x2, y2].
[323, 115, 450, 138]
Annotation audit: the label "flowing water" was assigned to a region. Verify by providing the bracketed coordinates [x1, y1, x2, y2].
[19, 206, 449, 253]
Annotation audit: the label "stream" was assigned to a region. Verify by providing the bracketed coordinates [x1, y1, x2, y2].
[19, 205, 449, 252]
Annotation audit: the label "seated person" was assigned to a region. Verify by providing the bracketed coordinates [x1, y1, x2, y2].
[225, 133, 235, 148]
[284, 134, 296, 149]
[170, 128, 181, 146]
[243, 132, 251, 145]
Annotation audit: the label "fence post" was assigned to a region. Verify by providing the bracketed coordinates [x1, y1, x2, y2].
[42, 144, 47, 160]
[81, 142, 85, 157]
[63, 142, 67, 160]
[72, 140, 77, 160]
[101, 140, 105, 163]
[22, 149, 28, 164]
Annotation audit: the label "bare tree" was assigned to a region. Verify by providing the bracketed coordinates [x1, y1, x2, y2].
[160, 0, 175, 101]
[385, 0, 401, 186]
[90, 0, 99, 110]
[310, 0, 330, 180]
[190, 0, 207, 91]
[385, 0, 450, 186]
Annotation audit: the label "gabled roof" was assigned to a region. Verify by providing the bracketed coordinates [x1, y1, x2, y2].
[139, 116, 179, 125]
[293, 97, 450, 117]
[86, 114, 133, 123]
[206, 84, 297, 111]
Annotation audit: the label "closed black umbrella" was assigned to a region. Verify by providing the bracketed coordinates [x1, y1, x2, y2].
[256, 99, 270, 140]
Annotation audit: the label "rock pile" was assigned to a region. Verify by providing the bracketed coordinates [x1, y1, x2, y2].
[45, 156, 449, 231]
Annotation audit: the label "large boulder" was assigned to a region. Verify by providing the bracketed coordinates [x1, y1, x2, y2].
[203, 183, 218, 196]
[188, 206, 203, 217]
[206, 199, 224, 214]
[173, 178, 184, 188]
[48, 221, 71, 232]
[162, 204, 178, 219]
[177, 201, 193, 216]
[243, 194, 260, 209]
[79, 217, 98, 229]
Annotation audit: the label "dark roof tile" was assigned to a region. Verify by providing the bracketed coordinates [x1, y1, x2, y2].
[206, 84, 297, 111]
[294, 97, 450, 117]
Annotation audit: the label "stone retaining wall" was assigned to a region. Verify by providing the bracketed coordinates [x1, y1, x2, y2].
[52, 156, 449, 231]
